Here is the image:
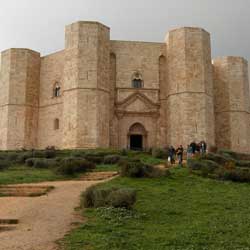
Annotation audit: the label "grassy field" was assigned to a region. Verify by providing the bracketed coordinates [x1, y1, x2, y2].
[61, 167, 250, 250]
[0, 166, 68, 185]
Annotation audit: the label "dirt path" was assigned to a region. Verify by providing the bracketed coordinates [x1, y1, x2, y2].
[0, 179, 108, 250]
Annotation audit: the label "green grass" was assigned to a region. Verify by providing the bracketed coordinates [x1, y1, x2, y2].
[94, 164, 119, 172]
[61, 168, 250, 250]
[0, 166, 66, 185]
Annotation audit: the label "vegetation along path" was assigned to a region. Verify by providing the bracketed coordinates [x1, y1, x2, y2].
[0, 177, 114, 250]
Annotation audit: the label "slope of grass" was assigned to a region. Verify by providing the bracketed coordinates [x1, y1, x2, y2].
[61, 168, 250, 250]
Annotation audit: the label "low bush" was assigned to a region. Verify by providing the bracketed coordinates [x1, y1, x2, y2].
[103, 155, 121, 165]
[45, 147, 56, 158]
[6, 152, 19, 162]
[56, 157, 95, 175]
[119, 159, 169, 178]
[151, 148, 168, 159]
[85, 155, 104, 164]
[83, 186, 136, 209]
[216, 167, 250, 182]
[16, 152, 33, 164]
[25, 158, 58, 169]
[0, 160, 12, 170]
[201, 153, 230, 165]
[218, 149, 250, 161]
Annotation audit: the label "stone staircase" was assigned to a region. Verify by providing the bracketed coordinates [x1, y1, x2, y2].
[0, 185, 54, 197]
[79, 171, 119, 181]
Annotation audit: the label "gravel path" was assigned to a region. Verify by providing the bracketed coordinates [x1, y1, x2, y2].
[0, 179, 106, 250]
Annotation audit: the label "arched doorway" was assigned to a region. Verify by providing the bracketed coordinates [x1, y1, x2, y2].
[128, 123, 147, 151]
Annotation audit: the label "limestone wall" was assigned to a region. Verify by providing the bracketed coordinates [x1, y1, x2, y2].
[0, 49, 40, 150]
[62, 21, 110, 149]
[166, 27, 215, 148]
[37, 50, 65, 149]
[110, 40, 166, 149]
[213, 57, 250, 153]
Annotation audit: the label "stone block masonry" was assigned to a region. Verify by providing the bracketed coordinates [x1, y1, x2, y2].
[0, 21, 249, 153]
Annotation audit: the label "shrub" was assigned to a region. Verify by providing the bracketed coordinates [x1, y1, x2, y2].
[25, 158, 57, 168]
[119, 159, 169, 178]
[218, 149, 250, 161]
[0, 160, 11, 170]
[152, 148, 168, 159]
[187, 159, 205, 170]
[103, 155, 121, 165]
[45, 147, 56, 158]
[202, 153, 229, 165]
[16, 152, 33, 164]
[6, 152, 19, 162]
[83, 186, 137, 209]
[70, 150, 86, 158]
[216, 167, 250, 182]
[85, 155, 104, 164]
[56, 157, 95, 175]
[236, 160, 250, 168]
[106, 188, 137, 209]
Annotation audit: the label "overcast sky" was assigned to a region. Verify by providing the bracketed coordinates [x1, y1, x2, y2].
[0, 0, 249, 61]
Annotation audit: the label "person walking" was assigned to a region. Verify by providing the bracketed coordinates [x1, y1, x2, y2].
[176, 145, 184, 165]
[187, 145, 193, 159]
[200, 141, 207, 154]
[168, 146, 176, 164]
[190, 141, 196, 156]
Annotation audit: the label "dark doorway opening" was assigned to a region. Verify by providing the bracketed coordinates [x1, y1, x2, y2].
[130, 135, 143, 151]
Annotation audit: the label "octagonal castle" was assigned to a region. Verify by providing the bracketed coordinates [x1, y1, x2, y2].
[0, 21, 249, 152]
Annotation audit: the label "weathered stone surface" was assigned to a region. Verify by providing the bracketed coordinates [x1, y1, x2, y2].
[0, 21, 249, 153]
[213, 57, 250, 153]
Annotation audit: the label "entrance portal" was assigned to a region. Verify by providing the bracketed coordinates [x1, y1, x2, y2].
[130, 135, 143, 151]
[128, 123, 147, 151]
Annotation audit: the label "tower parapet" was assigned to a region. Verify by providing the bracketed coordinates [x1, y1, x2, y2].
[165, 27, 215, 147]
[213, 56, 250, 152]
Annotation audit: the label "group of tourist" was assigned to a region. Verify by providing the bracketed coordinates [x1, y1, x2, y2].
[167, 141, 207, 165]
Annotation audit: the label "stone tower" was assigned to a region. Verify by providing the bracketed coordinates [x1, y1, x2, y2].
[165, 27, 215, 147]
[0, 49, 40, 150]
[62, 21, 110, 149]
[213, 57, 250, 152]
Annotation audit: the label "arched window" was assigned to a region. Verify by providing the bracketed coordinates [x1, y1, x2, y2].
[54, 119, 60, 130]
[132, 72, 143, 88]
[53, 82, 61, 97]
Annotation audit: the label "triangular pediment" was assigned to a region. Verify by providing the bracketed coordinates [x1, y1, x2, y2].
[116, 92, 159, 114]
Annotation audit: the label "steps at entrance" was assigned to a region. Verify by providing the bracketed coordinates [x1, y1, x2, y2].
[0, 185, 54, 197]
[79, 171, 119, 181]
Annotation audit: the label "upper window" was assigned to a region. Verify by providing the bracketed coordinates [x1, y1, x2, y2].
[53, 82, 61, 97]
[132, 72, 143, 88]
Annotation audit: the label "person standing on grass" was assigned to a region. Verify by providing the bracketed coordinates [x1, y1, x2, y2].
[190, 141, 196, 156]
[200, 141, 207, 154]
[168, 146, 176, 164]
[176, 145, 184, 165]
[187, 145, 193, 159]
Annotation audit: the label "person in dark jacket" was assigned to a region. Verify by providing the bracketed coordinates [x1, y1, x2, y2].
[168, 146, 176, 164]
[176, 145, 184, 165]
[190, 141, 196, 156]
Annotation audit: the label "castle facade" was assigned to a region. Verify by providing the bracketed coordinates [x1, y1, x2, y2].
[0, 21, 249, 152]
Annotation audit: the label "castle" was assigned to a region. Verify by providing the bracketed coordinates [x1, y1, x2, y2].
[0, 21, 249, 153]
